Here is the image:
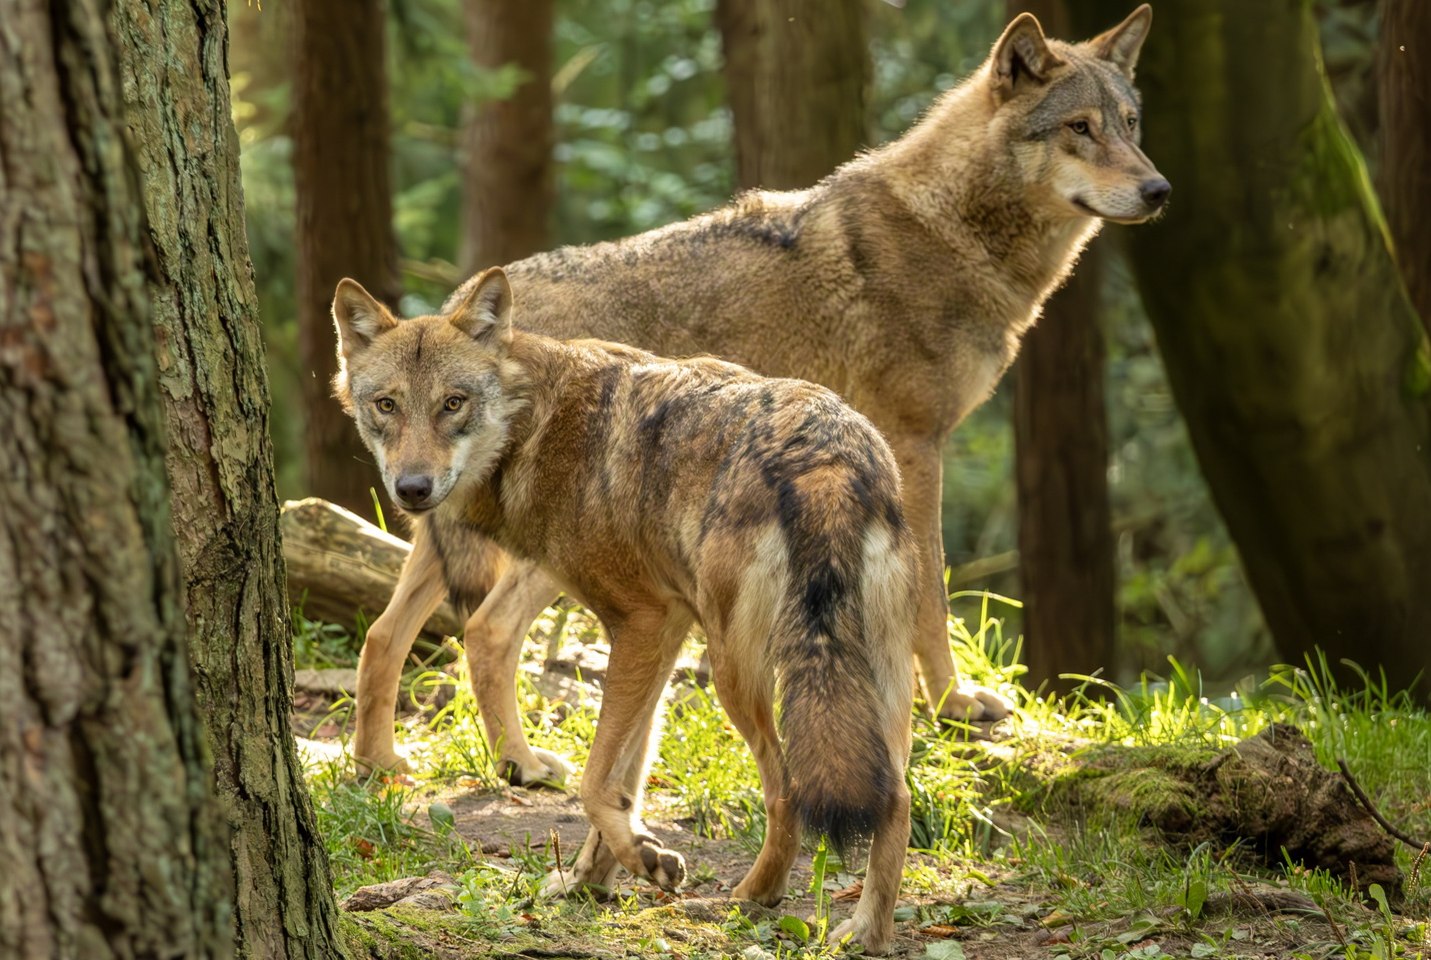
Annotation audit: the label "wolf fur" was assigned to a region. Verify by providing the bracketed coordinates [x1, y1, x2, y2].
[348, 6, 1167, 787]
[333, 268, 919, 953]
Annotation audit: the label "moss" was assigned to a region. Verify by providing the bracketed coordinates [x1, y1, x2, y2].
[1037, 743, 1215, 833]
[339, 908, 519, 960]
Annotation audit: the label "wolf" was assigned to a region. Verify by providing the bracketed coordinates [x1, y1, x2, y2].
[333, 268, 920, 953]
[349, 5, 1168, 784]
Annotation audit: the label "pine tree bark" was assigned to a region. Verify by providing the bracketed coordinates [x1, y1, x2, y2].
[118, 1, 350, 956]
[1378, 0, 1431, 332]
[459, 0, 555, 274]
[1014, 245, 1115, 690]
[1009, 0, 1116, 691]
[292, 0, 401, 519]
[0, 0, 232, 955]
[715, 0, 869, 190]
[1081, 0, 1431, 687]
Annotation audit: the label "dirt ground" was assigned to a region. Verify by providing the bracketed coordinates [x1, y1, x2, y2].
[298, 663, 1375, 960]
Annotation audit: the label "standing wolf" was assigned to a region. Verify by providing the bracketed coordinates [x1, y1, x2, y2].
[333, 268, 919, 953]
[350, 6, 1168, 781]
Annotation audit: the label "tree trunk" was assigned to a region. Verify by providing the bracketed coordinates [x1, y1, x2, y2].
[715, 0, 869, 190]
[459, 0, 555, 274]
[0, 0, 232, 954]
[292, 0, 401, 520]
[1378, 0, 1431, 333]
[1009, 0, 1116, 692]
[1014, 244, 1115, 691]
[1082, 0, 1431, 687]
[120, 2, 350, 957]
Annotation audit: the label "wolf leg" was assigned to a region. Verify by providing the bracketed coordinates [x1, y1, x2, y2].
[828, 779, 911, 955]
[354, 523, 448, 773]
[704, 627, 800, 906]
[894, 440, 1012, 723]
[562, 607, 690, 894]
[464, 561, 569, 786]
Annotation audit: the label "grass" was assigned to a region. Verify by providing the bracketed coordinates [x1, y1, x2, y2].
[293, 594, 1431, 958]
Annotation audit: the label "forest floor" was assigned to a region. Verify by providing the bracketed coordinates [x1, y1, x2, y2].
[291, 602, 1431, 960]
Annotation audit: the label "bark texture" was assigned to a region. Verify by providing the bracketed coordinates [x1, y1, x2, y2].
[116, 1, 350, 957]
[1378, 0, 1431, 332]
[459, 0, 555, 274]
[0, 0, 232, 955]
[715, 0, 869, 190]
[292, 0, 401, 519]
[1010, 0, 1116, 691]
[1081, 0, 1431, 685]
[1014, 244, 1115, 691]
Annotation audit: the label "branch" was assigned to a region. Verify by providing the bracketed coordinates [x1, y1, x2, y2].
[1337, 758, 1430, 852]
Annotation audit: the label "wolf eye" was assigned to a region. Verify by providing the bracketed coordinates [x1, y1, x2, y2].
[375, 398, 396, 414]
[1126, 116, 1138, 130]
[1069, 120, 1091, 136]
[443, 396, 464, 412]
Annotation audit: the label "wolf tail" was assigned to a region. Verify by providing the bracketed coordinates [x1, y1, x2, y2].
[773, 494, 917, 859]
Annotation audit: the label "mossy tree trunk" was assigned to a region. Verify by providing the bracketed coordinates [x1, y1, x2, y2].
[0, 0, 232, 954]
[113, 0, 351, 956]
[1378, 0, 1431, 332]
[459, 0, 555, 275]
[715, 0, 869, 191]
[1079, 0, 1431, 685]
[1010, 0, 1116, 691]
[292, 0, 401, 520]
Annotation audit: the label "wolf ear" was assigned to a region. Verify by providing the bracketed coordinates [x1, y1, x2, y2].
[450, 267, 514, 348]
[992, 12, 1064, 101]
[332, 278, 398, 363]
[1089, 4, 1152, 79]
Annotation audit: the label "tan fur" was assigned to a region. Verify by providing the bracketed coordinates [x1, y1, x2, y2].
[335, 269, 919, 952]
[348, 7, 1165, 786]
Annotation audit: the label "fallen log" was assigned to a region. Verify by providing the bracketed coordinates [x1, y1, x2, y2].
[280, 497, 466, 639]
[1042, 723, 1402, 896]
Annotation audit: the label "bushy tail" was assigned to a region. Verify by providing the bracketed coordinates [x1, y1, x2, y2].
[775, 516, 917, 858]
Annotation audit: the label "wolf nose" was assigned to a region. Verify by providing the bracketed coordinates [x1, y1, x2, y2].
[1140, 178, 1172, 210]
[395, 474, 434, 506]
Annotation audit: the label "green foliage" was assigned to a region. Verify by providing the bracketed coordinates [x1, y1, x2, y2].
[300, 596, 1431, 958]
[237, 1, 1391, 686]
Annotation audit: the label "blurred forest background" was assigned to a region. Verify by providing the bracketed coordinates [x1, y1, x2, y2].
[228, 0, 1418, 691]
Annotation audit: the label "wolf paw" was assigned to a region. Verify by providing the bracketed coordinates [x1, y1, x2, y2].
[539, 867, 587, 899]
[634, 837, 686, 892]
[730, 880, 787, 908]
[501, 748, 573, 789]
[830, 914, 892, 955]
[353, 748, 412, 778]
[937, 685, 1013, 723]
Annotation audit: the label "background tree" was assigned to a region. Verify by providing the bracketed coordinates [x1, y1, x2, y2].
[715, 0, 869, 190]
[459, 0, 555, 273]
[0, 0, 232, 953]
[1079, 0, 1431, 686]
[292, 0, 402, 519]
[1008, 0, 1116, 691]
[1378, 0, 1431, 332]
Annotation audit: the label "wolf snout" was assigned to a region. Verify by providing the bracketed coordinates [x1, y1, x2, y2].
[1140, 177, 1172, 211]
[395, 473, 435, 508]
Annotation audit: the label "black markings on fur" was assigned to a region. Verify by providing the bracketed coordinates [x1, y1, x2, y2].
[801, 563, 844, 639]
[430, 520, 486, 617]
[791, 724, 897, 859]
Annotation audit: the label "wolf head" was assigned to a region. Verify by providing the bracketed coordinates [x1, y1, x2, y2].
[331, 268, 523, 513]
[987, 4, 1169, 224]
